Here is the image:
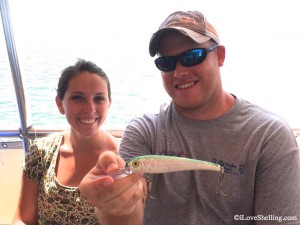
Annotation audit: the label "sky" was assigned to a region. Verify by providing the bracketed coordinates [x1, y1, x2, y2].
[2, 0, 300, 128]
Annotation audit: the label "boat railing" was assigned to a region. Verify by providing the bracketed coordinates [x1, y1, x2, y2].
[0, 129, 124, 151]
[1, 0, 31, 153]
[0, 129, 124, 139]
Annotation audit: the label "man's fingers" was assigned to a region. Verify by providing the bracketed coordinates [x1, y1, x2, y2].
[96, 176, 145, 216]
[97, 151, 126, 174]
[94, 172, 142, 202]
[79, 175, 115, 205]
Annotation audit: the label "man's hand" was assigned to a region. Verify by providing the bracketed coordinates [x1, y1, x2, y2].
[79, 151, 146, 218]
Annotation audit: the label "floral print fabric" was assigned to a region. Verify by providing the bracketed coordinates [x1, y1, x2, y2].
[24, 132, 99, 224]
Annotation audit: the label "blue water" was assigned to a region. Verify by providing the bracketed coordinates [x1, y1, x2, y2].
[1, 0, 300, 130]
[0, 32, 171, 130]
[1, 32, 300, 130]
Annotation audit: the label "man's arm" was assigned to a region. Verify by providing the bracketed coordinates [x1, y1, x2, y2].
[254, 125, 300, 224]
[79, 151, 147, 225]
[94, 178, 147, 225]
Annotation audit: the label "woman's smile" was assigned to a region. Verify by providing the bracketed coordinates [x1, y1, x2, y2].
[78, 118, 98, 124]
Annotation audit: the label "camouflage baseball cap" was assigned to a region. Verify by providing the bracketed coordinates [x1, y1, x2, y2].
[149, 10, 220, 57]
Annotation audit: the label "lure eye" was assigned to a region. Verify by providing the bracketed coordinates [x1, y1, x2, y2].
[131, 160, 139, 168]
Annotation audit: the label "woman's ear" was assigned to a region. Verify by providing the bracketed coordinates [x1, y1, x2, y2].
[55, 96, 65, 114]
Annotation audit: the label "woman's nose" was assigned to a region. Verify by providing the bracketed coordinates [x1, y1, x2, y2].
[83, 100, 96, 113]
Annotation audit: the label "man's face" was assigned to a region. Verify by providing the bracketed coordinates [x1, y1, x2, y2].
[157, 31, 225, 118]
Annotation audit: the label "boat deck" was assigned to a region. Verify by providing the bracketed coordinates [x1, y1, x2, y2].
[0, 148, 23, 225]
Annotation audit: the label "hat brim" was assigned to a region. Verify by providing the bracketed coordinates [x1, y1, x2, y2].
[149, 27, 211, 57]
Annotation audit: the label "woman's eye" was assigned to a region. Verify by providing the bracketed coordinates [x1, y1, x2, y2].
[71, 95, 84, 100]
[94, 96, 105, 103]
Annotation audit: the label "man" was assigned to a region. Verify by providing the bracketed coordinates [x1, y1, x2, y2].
[79, 10, 300, 225]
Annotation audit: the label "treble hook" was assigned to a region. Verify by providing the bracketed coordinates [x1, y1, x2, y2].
[216, 167, 230, 197]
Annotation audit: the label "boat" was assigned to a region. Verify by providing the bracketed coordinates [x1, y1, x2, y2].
[1, 1, 300, 224]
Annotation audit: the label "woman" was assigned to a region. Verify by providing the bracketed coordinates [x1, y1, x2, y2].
[13, 59, 119, 224]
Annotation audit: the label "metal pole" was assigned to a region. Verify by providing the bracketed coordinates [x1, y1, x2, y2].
[1, 0, 31, 153]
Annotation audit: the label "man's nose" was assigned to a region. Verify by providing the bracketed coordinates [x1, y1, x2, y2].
[173, 62, 187, 78]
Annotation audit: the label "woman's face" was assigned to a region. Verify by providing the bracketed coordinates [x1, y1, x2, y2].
[56, 71, 111, 137]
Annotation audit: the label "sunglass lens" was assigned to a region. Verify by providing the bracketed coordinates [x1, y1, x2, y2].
[154, 48, 210, 72]
[155, 57, 176, 72]
[180, 49, 206, 67]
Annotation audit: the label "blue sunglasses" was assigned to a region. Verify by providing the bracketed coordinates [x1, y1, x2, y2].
[154, 45, 219, 72]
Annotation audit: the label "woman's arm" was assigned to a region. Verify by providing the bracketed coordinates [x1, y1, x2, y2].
[12, 171, 39, 225]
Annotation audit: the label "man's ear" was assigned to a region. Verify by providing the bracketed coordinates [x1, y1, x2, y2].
[217, 45, 226, 67]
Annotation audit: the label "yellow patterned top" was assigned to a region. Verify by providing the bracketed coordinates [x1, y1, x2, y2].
[24, 132, 99, 225]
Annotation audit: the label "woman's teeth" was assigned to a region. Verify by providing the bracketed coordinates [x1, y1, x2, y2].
[80, 119, 96, 124]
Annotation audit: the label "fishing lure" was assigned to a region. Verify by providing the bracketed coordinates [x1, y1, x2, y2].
[125, 155, 228, 197]
[93, 155, 227, 196]
[126, 155, 222, 173]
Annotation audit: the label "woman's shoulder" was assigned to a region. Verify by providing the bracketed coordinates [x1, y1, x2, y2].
[33, 131, 64, 150]
[27, 132, 64, 159]
[102, 130, 120, 152]
[24, 132, 64, 181]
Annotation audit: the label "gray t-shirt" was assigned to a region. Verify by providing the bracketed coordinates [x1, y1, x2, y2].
[120, 97, 300, 225]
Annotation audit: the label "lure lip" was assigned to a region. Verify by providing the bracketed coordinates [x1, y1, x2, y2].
[92, 167, 132, 180]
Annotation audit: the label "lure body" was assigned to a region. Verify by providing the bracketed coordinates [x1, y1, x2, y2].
[126, 155, 221, 173]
